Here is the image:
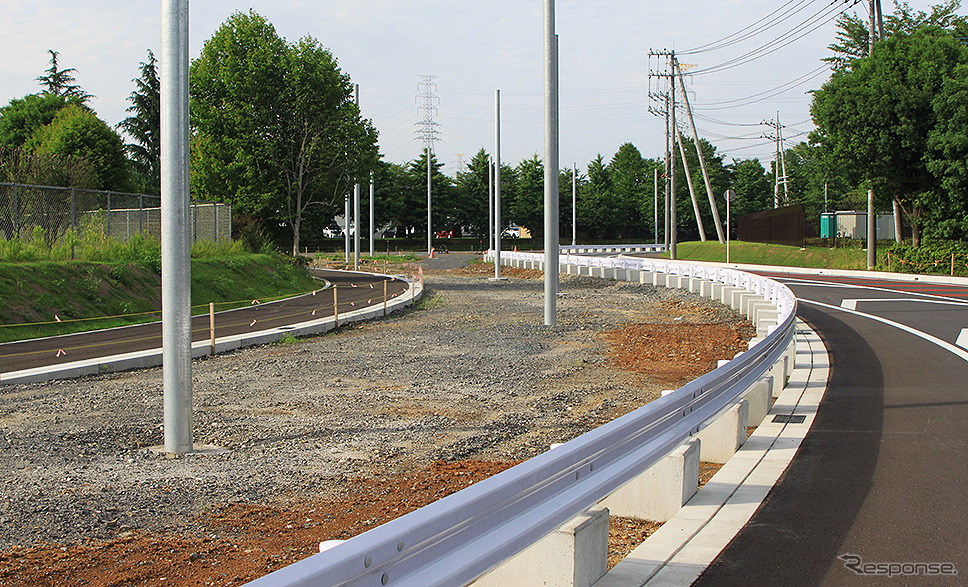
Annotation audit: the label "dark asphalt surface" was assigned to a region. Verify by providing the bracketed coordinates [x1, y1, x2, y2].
[694, 274, 968, 586]
[0, 269, 409, 375]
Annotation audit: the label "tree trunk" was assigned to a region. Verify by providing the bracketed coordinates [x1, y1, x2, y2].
[292, 215, 301, 256]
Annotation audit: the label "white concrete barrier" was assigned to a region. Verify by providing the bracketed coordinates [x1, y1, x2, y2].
[695, 400, 749, 464]
[598, 438, 700, 523]
[472, 506, 609, 587]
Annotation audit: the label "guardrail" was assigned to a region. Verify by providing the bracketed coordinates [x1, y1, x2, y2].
[246, 253, 796, 587]
[558, 244, 666, 255]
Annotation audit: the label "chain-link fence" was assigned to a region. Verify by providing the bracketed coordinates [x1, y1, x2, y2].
[0, 182, 231, 246]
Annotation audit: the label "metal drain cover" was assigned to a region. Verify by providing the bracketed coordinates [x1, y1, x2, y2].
[772, 414, 806, 424]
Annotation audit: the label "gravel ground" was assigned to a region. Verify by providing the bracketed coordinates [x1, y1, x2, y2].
[0, 253, 752, 585]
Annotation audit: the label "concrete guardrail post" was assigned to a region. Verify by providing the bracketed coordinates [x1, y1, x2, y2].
[598, 438, 700, 523]
[695, 399, 750, 464]
[472, 506, 609, 587]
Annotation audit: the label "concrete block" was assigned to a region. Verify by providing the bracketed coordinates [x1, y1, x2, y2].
[743, 379, 771, 427]
[719, 285, 738, 306]
[677, 276, 692, 291]
[741, 294, 765, 318]
[752, 305, 777, 327]
[729, 290, 753, 313]
[640, 271, 654, 285]
[653, 273, 668, 287]
[472, 506, 609, 587]
[695, 400, 749, 464]
[710, 282, 727, 302]
[598, 439, 700, 522]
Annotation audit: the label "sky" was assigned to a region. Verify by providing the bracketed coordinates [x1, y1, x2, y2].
[0, 0, 949, 176]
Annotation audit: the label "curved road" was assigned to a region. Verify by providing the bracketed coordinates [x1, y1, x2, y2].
[695, 272, 968, 585]
[0, 269, 409, 377]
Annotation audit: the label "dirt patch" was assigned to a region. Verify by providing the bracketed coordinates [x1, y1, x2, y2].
[603, 322, 755, 387]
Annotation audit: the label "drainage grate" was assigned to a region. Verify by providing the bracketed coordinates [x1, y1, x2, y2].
[772, 414, 806, 424]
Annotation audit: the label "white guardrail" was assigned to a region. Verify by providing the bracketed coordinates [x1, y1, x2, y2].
[246, 252, 797, 587]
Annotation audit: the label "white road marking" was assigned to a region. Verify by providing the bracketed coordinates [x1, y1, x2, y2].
[803, 299, 968, 364]
[957, 329, 968, 351]
[839, 297, 968, 308]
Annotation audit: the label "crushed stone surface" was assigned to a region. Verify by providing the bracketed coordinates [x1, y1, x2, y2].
[0, 254, 753, 585]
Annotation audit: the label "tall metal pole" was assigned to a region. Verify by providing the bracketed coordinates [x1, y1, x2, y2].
[664, 95, 671, 251]
[369, 171, 374, 257]
[488, 156, 494, 251]
[669, 53, 677, 260]
[344, 194, 350, 264]
[572, 162, 577, 246]
[544, 7, 559, 326]
[867, 188, 876, 269]
[426, 146, 432, 256]
[161, 0, 192, 454]
[778, 111, 789, 203]
[353, 84, 360, 270]
[494, 90, 502, 279]
[654, 168, 659, 245]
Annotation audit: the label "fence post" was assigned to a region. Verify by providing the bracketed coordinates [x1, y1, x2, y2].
[139, 194, 144, 235]
[12, 183, 18, 238]
[333, 287, 339, 328]
[209, 302, 216, 355]
[106, 191, 111, 238]
[213, 201, 218, 242]
[383, 279, 388, 317]
[951, 252, 956, 276]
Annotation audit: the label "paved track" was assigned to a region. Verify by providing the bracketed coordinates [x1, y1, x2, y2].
[694, 273, 968, 586]
[0, 269, 408, 376]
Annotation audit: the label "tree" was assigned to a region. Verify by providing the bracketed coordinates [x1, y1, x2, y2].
[728, 159, 773, 217]
[510, 155, 544, 239]
[118, 50, 161, 194]
[36, 50, 92, 103]
[925, 63, 968, 239]
[190, 10, 379, 254]
[811, 27, 968, 246]
[27, 104, 129, 191]
[453, 148, 491, 237]
[0, 93, 79, 150]
[577, 154, 614, 239]
[826, 1, 968, 70]
[609, 143, 650, 238]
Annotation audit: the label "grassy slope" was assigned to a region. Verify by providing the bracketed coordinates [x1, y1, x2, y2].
[0, 254, 319, 343]
[670, 240, 885, 270]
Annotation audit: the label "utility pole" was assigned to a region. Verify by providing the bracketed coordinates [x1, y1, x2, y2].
[161, 0, 192, 454]
[353, 84, 360, 271]
[488, 156, 494, 252]
[669, 52, 677, 259]
[494, 89, 503, 280]
[416, 75, 439, 256]
[543, 5, 559, 327]
[762, 115, 788, 207]
[649, 49, 678, 258]
[654, 168, 659, 245]
[369, 171, 374, 257]
[572, 162, 577, 246]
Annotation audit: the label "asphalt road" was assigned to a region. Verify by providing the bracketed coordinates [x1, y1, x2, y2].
[694, 273, 968, 586]
[0, 269, 409, 376]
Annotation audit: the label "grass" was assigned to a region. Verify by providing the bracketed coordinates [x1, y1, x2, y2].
[0, 253, 319, 343]
[668, 240, 887, 270]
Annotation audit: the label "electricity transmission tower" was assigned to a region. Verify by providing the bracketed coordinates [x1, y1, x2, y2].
[415, 75, 439, 255]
